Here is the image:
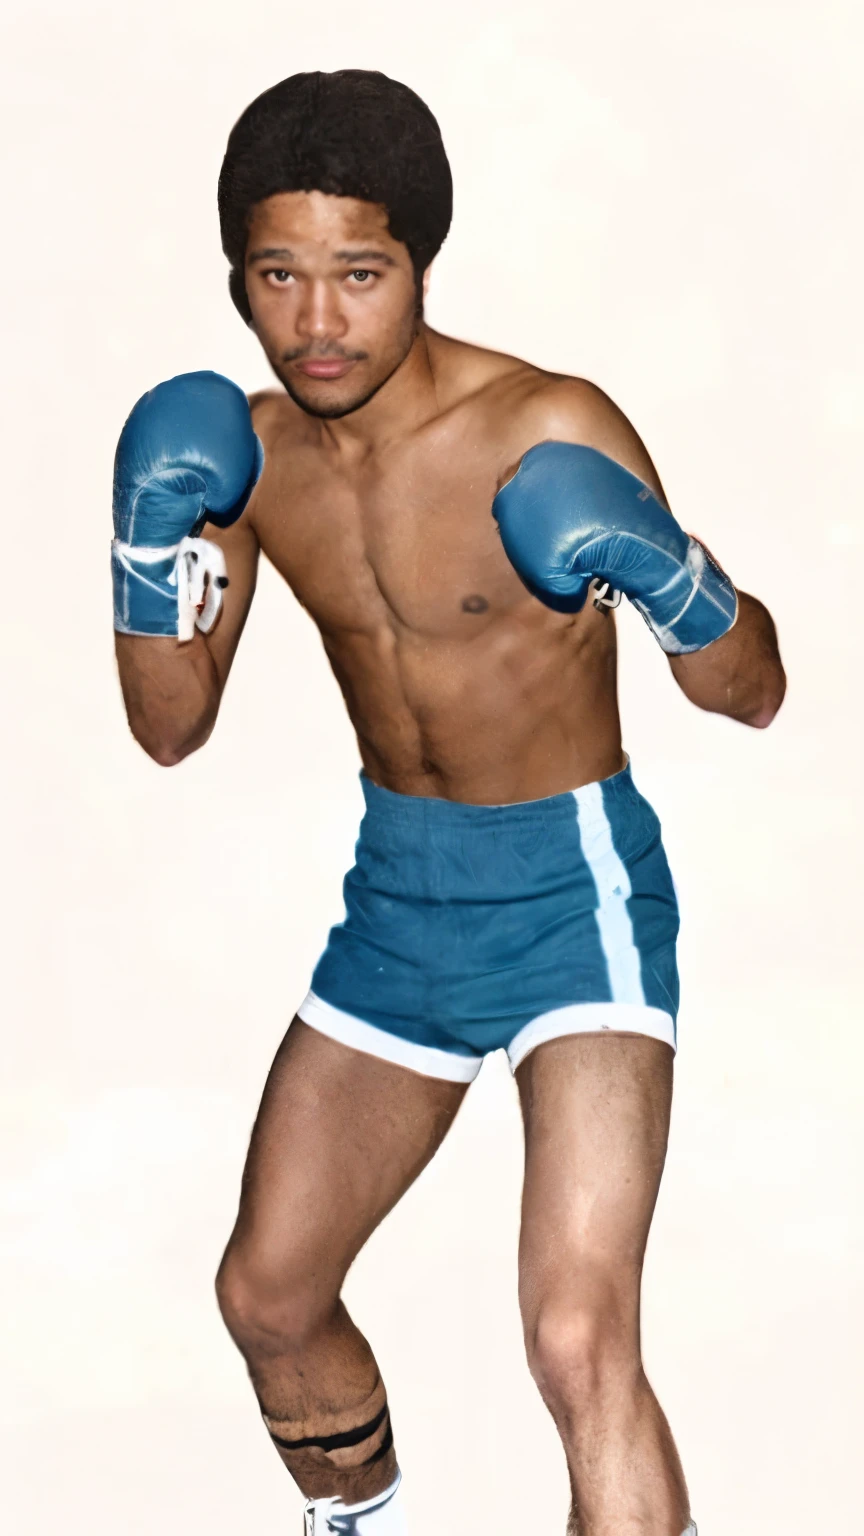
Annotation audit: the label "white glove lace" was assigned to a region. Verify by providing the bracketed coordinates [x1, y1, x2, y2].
[111, 535, 228, 641]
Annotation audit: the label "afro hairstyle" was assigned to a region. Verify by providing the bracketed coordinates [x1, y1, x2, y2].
[218, 69, 453, 323]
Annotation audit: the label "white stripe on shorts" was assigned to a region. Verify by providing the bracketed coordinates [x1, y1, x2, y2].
[573, 782, 646, 1006]
[296, 990, 484, 1083]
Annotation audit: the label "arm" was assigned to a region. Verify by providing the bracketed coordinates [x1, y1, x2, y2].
[115, 509, 260, 765]
[498, 378, 786, 728]
[577, 388, 786, 727]
[667, 589, 785, 728]
[111, 370, 263, 765]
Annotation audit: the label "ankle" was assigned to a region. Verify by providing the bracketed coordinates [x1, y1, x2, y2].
[304, 1470, 407, 1534]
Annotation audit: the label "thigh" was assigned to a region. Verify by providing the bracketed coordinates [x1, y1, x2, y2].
[228, 1018, 468, 1284]
[516, 1034, 673, 1316]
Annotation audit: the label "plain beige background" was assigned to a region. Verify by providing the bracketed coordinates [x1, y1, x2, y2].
[2, 1, 862, 1531]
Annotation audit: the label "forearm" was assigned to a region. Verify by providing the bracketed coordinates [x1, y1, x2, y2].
[668, 590, 786, 727]
[115, 631, 222, 765]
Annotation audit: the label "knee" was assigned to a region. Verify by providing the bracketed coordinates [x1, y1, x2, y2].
[215, 1241, 336, 1359]
[524, 1290, 640, 1414]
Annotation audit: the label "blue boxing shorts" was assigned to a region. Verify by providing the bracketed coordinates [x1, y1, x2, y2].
[297, 759, 679, 1082]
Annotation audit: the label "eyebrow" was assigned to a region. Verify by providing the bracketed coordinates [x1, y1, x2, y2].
[333, 249, 396, 266]
[247, 246, 396, 267]
[247, 247, 295, 262]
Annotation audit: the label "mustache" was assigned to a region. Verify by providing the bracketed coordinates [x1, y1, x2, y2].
[281, 346, 369, 362]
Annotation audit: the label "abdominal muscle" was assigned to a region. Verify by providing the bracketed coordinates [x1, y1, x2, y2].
[320, 607, 625, 805]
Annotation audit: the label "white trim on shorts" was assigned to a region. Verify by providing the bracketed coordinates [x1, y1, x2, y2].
[506, 1000, 677, 1072]
[298, 991, 675, 1083]
[296, 991, 484, 1083]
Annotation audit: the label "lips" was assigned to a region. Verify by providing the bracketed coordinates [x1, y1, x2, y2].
[294, 359, 357, 379]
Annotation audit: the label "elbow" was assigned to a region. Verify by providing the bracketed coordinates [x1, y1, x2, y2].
[744, 706, 779, 730]
[148, 743, 189, 768]
[118, 670, 220, 766]
[741, 670, 787, 730]
[130, 725, 209, 767]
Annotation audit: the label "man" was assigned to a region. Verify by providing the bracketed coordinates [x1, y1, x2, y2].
[112, 70, 785, 1535]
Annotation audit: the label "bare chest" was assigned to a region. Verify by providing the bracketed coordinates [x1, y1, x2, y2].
[254, 443, 523, 639]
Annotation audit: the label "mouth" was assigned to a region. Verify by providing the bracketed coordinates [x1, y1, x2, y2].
[293, 359, 358, 380]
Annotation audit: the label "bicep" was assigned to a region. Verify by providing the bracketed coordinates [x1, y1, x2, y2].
[538, 379, 672, 507]
[200, 511, 260, 690]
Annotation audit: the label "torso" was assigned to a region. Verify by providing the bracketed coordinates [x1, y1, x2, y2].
[248, 331, 624, 804]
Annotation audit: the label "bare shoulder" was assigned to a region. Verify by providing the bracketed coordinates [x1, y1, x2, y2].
[242, 388, 315, 536]
[427, 327, 557, 404]
[247, 386, 285, 421]
[247, 387, 309, 450]
[501, 374, 667, 501]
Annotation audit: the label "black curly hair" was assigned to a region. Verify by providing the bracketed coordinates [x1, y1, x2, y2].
[218, 69, 453, 324]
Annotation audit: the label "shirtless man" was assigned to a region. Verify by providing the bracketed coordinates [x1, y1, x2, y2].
[112, 70, 786, 1536]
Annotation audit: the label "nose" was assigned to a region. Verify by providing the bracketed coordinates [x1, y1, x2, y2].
[295, 279, 349, 349]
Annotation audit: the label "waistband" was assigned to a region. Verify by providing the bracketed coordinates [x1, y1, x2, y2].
[359, 757, 634, 831]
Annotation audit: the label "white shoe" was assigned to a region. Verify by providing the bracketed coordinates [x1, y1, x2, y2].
[304, 1472, 405, 1535]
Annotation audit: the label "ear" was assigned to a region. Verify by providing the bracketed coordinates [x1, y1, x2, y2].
[422, 262, 434, 299]
[229, 265, 255, 329]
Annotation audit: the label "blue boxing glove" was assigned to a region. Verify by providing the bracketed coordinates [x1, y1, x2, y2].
[492, 441, 737, 654]
[111, 371, 263, 641]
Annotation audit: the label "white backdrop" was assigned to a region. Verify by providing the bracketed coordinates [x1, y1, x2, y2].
[2, 2, 862, 1532]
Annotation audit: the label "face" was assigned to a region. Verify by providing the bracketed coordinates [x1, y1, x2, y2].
[244, 191, 428, 419]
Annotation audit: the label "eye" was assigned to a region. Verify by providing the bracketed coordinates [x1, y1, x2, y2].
[265, 269, 294, 285]
[349, 269, 374, 283]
